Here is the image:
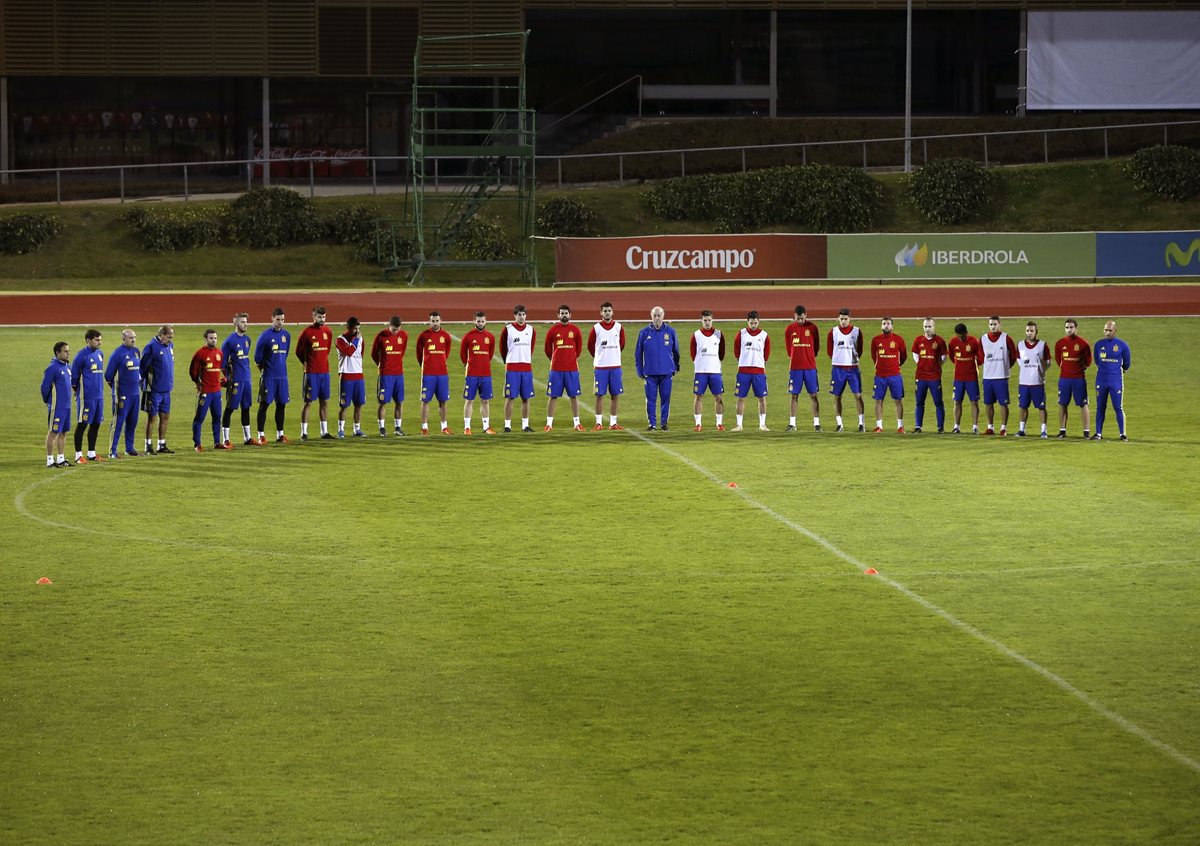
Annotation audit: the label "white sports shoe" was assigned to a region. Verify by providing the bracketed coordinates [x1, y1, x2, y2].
[731, 424, 744, 432]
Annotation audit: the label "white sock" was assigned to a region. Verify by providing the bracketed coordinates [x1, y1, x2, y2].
[694, 414, 702, 425]
[158, 439, 165, 448]
[321, 421, 328, 435]
[242, 425, 251, 439]
[353, 423, 362, 434]
[1019, 422, 1026, 433]
[857, 415, 864, 427]
[87, 451, 96, 459]
[421, 423, 429, 432]
[572, 416, 580, 427]
[813, 417, 820, 427]
[1040, 423, 1047, 434]
[716, 413, 723, 425]
[876, 419, 883, 429]
[504, 419, 512, 429]
[301, 422, 309, 437]
[482, 417, 490, 429]
[521, 417, 529, 429]
[57, 453, 65, 463]
[596, 414, 603, 425]
[464, 417, 472, 429]
[47, 456, 55, 467]
[338, 420, 346, 434]
[609, 415, 617, 426]
[395, 418, 402, 430]
[897, 419, 904, 430]
[736, 414, 744, 427]
[222, 427, 229, 442]
[759, 413, 767, 427]
[257, 431, 265, 440]
[789, 416, 796, 426]
[276, 430, 284, 439]
[546, 417, 554, 427]
[378, 418, 386, 430]
[836, 415, 843, 427]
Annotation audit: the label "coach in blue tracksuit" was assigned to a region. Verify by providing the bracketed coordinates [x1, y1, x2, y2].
[41, 341, 73, 467]
[140, 324, 176, 454]
[106, 328, 143, 457]
[634, 306, 681, 431]
[1093, 319, 1132, 441]
[70, 328, 106, 462]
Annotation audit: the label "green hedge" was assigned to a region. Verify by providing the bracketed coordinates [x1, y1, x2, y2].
[122, 205, 227, 253]
[536, 196, 599, 236]
[642, 165, 885, 233]
[0, 212, 64, 254]
[1122, 145, 1200, 201]
[452, 217, 515, 260]
[226, 187, 322, 248]
[906, 158, 995, 225]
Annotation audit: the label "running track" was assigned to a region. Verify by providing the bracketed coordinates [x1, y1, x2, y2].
[2, 284, 1198, 325]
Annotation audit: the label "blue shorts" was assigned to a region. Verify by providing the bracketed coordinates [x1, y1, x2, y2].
[505, 371, 535, 401]
[1018, 385, 1046, 410]
[377, 374, 405, 404]
[982, 379, 1009, 406]
[260, 376, 289, 406]
[872, 375, 904, 401]
[145, 390, 171, 416]
[48, 403, 71, 434]
[693, 373, 724, 396]
[226, 379, 252, 410]
[421, 374, 450, 403]
[789, 369, 819, 396]
[547, 370, 582, 398]
[303, 373, 331, 402]
[594, 368, 624, 397]
[340, 379, 366, 408]
[953, 380, 980, 403]
[1057, 377, 1087, 407]
[830, 367, 862, 397]
[77, 395, 104, 425]
[735, 372, 768, 398]
[463, 375, 494, 401]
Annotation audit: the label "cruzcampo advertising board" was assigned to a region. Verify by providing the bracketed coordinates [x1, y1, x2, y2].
[827, 233, 1097, 280]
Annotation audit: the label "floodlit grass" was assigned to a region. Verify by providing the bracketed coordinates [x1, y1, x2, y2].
[3, 158, 1200, 290]
[2, 318, 1198, 844]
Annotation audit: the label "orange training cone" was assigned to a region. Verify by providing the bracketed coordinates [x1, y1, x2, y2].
[727, 482, 738, 488]
[864, 568, 878, 575]
[36, 577, 53, 585]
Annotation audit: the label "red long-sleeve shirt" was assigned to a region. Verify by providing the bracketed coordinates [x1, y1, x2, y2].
[948, 335, 984, 381]
[371, 329, 407, 376]
[784, 320, 820, 369]
[415, 328, 453, 377]
[870, 332, 908, 377]
[545, 322, 582, 372]
[295, 324, 333, 374]
[460, 328, 496, 377]
[190, 346, 224, 393]
[911, 334, 948, 381]
[1054, 336, 1092, 379]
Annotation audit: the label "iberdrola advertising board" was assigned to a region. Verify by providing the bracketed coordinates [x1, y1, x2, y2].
[826, 233, 1097, 280]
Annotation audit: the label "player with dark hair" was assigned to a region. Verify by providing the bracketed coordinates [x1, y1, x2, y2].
[980, 316, 1018, 436]
[71, 328, 106, 463]
[691, 310, 726, 432]
[296, 305, 333, 441]
[254, 307, 292, 444]
[336, 317, 366, 438]
[372, 315, 407, 436]
[1016, 320, 1051, 438]
[870, 317, 907, 433]
[41, 341, 73, 467]
[827, 308, 865, 432]
[948, 322, 984, 435]
[460, 311, 497, 435]
[589, 301, 626, 430]
[733, 311, 770, 431]
[544, 304, 584, 431]
[190, 329, 228, 451]
[416, 311, 454, 435]
[1054, 318, 1092, 440]
[784, 305, 821, 432]
[500, 304, 536, 433]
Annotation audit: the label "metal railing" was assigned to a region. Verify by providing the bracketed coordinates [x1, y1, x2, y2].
[2, 118, 1198, 204]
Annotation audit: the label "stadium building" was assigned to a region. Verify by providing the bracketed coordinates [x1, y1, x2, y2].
[2, 0, 1197, 174]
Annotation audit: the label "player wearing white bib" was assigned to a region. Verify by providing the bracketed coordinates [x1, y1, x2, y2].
[588, 302, 626, 430]
[691, 310, 726, 431]
[981, 315, 1018, 435]
[499, 305, 536, 432]
[733, 311, 771, 431]
[1016, 320, 1050, 438]
[827, 307, 866, 432]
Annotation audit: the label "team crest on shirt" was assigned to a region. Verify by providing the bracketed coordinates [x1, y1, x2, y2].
[1074, 344, 1080, 351]
[889, 341, 896, 349]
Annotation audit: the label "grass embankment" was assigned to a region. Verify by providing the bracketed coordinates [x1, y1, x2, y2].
[1, 159, 1198, 291]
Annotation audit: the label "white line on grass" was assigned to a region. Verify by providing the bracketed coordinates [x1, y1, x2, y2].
[627, 429, 1200, 775]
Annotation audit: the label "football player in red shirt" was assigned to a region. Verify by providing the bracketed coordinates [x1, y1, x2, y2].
[947, 322, 985, 434]
[460, 311, 497, 435]
[784, 305, 821, 432]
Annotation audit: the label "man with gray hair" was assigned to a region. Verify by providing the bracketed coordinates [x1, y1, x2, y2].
[634, 306, 680, 431]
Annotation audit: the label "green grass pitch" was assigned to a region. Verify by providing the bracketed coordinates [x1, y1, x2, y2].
[1, 317, 1198, 844]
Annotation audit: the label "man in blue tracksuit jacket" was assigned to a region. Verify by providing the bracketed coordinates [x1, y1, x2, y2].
[41, 340, 74, 467]
[140, 324, 176, 454]
[634, 306, 681, 430]
[1092, 319, 1132, 441]
[106, 328, 143, 457]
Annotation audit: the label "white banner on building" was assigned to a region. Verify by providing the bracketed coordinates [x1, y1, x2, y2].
[1028, 11, 1200, 110]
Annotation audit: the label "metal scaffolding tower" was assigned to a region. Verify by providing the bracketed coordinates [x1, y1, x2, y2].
[401, 30, 536, 285]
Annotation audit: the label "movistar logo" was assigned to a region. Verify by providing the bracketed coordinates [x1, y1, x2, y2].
[1165, 239, 1200, 269]
[895, 243, 929, 270]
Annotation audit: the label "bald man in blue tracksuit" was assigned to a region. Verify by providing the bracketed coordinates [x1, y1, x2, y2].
[634, 306, 681, 431]
[105, 328, 143, 457]
[1093, 320, 1132, 441]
